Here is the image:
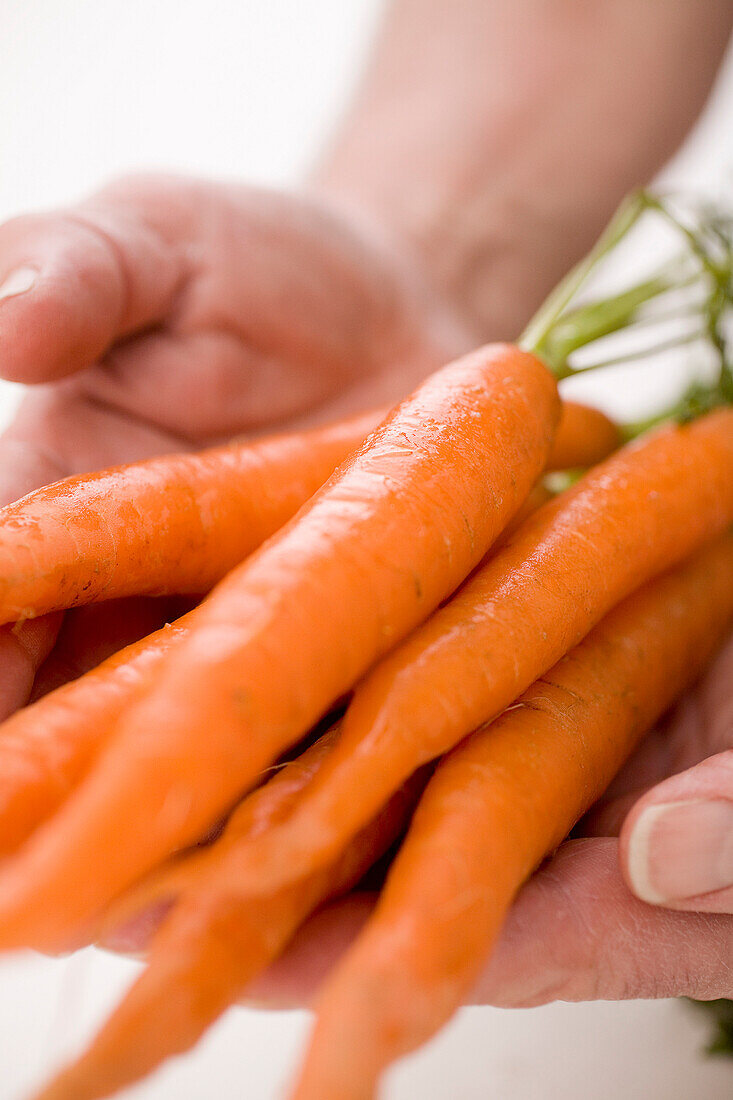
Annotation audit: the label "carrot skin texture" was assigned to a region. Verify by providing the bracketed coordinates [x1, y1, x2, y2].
[0, 345, 559, 949]
[218, 408, 733, 899]
[0, 400, 610, 626]
[0, 480, 553, 867]
[292, 534, 733, 1100]
[35, 741, 425, 1100]
[0, 410, 381, 624]
[0, 615, 192, 857]
[546, 399, 619, 470]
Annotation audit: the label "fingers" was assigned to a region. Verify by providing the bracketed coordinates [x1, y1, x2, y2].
[621, 748, 733, 913]
[473, 839, 733, 1007]
[0, 615, 61, 722]
[618, 635, 733, 913]
[242, 894, 375, 1010]
[0, 387, 184, 493]
[247, 838, 733, 1011]
[0, 183, 185, 384]
[116, 838, 733, 1012]
[31, 597, 186, 702]
[82, 330, 315, 441]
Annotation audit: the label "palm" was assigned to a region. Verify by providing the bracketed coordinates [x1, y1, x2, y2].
[0, 175, 461, 505]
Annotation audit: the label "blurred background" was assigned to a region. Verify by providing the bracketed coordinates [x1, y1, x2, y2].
[1, 3, 733, 1097]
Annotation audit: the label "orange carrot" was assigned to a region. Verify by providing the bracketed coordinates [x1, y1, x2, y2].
[0, 477, 555, 866]
[96, 728, 344, 943]
[291, 534, 733, 1100]
[35, 735, 426, 1100]
[0, 410, 381, 625]
[0, 614, 192, 857]
[0, 344, 559, 949]
[0, 401, 612, 628]
[202, 408, 733, 901]
[546, 399, 618, 469]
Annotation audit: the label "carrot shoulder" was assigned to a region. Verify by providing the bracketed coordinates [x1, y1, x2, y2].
[0, 345, 559, 949]
[291, 533, 733, 1100]
[211, 407, 733, 900]
[0, 409, 381, 625]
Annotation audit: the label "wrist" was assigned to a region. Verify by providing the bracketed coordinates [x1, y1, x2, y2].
[312, 162, 585, 347]
[310, 0, 733, 346]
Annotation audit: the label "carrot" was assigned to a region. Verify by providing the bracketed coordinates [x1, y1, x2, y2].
[0, 477, 554, 870]
[0, 344, 559, 950]
[291, 533, 733, 1100]
[0, 474, 555, 867]
[95, 729, 344, 943]
[546, 399, 618, 469]
[204, 407, 733, 901]
[0, 409, 381, 625]
[0, 400, 613, 628]
[0, 614, 192, 858]
[34, 737, 426, 1100]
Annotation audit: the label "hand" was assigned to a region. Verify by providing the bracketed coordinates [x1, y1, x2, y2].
[0, 172, 469, 715]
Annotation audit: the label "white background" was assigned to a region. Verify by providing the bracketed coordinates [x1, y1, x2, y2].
[1, 3, 733, 1098]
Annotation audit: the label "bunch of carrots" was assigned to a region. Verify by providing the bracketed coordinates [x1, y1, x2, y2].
[0, 191, 731, 1100]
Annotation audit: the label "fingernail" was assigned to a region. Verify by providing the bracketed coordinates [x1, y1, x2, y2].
[628, 799, 733, 904]
[0, 266, 37, 302]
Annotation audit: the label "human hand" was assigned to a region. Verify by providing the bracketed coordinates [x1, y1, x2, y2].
[0, 172, 467, 496]
[0, 172, 468, 715]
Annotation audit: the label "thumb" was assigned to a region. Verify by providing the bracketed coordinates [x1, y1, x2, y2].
[622, 748, 733, 913]
[0, 178, 184, 384]
[473, 839, 733, 1006]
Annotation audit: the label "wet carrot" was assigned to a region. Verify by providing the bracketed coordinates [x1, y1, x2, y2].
[0, 476, 553, 866]
[0, 344, 559, 949]
[0, 410, 380, 624]
[291, 533, 733, 1099]
[0, 401, 612, 627]
[210, 408, 733, 901]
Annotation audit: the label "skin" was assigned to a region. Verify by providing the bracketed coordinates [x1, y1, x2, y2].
[0, 0, 732, 1007]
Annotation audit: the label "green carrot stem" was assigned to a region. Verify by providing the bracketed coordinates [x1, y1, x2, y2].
[519, 189, 733, 385]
